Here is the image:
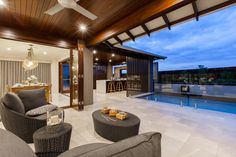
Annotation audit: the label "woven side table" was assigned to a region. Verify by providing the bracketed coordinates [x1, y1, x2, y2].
[33, 123, 72, 157]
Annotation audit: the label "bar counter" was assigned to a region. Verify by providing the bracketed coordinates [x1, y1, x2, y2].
[96, 80, 126, 93]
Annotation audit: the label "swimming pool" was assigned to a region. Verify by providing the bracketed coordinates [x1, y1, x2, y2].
[139, 94, 236, 114]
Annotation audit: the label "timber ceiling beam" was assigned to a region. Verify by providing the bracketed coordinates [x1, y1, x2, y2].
[141, 24, 151, 36]
[171, 0, 235, 26]
[87, 0, 195, 46]
[114, 36, 123, 45]
[126, 31, 135, 41]
[198, 0, 235, 15]
[104, 41, 113, 48]
[192, 1, 199, 21]
[162, 15, 171, 30]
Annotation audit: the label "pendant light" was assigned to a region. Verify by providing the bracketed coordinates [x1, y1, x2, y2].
[22, 44, 38, 70]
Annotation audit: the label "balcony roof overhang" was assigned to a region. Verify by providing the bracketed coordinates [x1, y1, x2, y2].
[88, 0, 235, 46]
[115, 45, 167, 60]
[0, 0, 234, 57]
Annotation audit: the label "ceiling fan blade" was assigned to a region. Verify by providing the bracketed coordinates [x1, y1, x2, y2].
[45, 4, 64, 16]
[72, 5, 97, 20]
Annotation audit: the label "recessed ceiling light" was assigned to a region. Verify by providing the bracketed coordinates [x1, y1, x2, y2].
[109, 59, 112, 62]
[93, 50, 97, 54]
[95, 58, 99, 61]
[79, 24, 87, 32]
[43, 51, 47, 55]
[122, 61, 126, 64]
[0, 0, 5, 6]
[111, 53, 115, 57]
[7, 47, 11, 51]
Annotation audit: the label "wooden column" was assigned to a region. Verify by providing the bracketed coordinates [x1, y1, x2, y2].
[78, 42, 85, 110]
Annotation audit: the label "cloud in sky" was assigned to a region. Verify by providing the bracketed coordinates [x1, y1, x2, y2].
[124, 6, 236, 71]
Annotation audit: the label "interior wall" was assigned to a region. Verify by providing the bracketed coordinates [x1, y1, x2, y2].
[93, 65, 107, 89]
[0, 60, 51, 97]
[83, 48, 93, 105]
[114, 66, 127, 78]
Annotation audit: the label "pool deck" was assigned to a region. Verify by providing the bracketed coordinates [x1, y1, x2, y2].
[1, 91, 236, 157]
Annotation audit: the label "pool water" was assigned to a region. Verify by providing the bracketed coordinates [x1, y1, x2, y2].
[140, 94, 236, 114]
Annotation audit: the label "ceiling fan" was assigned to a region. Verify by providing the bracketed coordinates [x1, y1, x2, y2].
[45, 0, 97, 20]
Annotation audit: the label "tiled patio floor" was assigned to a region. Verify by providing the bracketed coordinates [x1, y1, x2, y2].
[1, 91, 236, 157]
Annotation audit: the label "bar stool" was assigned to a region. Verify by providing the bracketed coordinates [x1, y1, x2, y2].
[116, 81, 123, 91]
[107, 81, 116, 93]
[123, 81, 127, 90]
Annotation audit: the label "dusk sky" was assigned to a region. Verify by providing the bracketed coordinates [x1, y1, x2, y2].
[124, 6, 236, 71]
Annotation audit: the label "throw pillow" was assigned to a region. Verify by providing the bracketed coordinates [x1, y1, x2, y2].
[2, 92, 25, 114]
[18, 89, 47, 112]
[26, 104, 58, 117]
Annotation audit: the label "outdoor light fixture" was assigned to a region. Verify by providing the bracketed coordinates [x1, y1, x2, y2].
[22, 45, 38, 71]
[93, 50, 97, 54]
[95, 58, 99, 61]
[0, 0, 5, 6]
[109, 59, 112, 63]
[111, 53, 115, 57]
[79, 24, 87, 32]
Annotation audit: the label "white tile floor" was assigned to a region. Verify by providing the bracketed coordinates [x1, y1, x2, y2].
[51, 93, 70, 107]
[1, 91, 236, 157]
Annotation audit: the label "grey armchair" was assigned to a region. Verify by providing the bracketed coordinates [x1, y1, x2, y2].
[0, 89, 50, 143]
[0, 100, 46, 143]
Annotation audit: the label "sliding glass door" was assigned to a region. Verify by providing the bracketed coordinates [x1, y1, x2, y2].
[59, 60, 70, 94]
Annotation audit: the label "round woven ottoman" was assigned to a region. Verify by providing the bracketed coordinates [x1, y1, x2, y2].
[33, 123, 72, 157]
[92, 110, 140, 142]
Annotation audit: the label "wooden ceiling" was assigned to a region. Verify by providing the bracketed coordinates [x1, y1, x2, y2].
[92, 48, 126, 66]
[0, 0, 150, 46]
[89, 0, 236, 46]
[0, 0, 234, 49]
[91, 43, 166, 65]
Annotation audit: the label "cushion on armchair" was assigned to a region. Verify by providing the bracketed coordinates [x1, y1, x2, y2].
[26, 104, 58, 117]
[2, 92, 25, 114]
[18, 89, 47, 112]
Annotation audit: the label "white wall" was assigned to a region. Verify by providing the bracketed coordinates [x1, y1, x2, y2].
[51, 52, 69, 94]
[51, 61, 59, 94]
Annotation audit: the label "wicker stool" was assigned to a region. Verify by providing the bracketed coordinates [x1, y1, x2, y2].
[107, 81, 116, 93]
[33, 123, 72, 157]
[123, 81, 127, 90]
[116, 81, 123, 91]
